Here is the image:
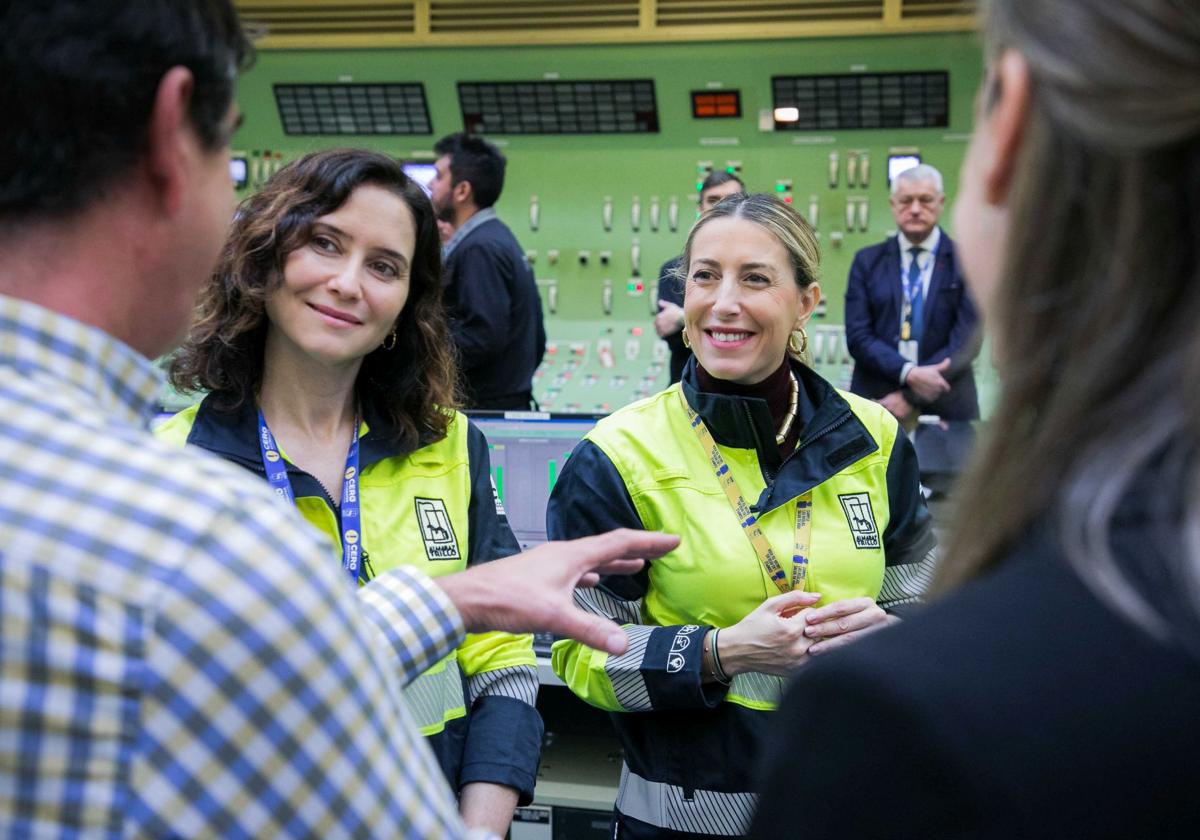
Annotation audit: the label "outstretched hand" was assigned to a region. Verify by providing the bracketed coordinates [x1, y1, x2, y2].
[436, 529, 679, 656]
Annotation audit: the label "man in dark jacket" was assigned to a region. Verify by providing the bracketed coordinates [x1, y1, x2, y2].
[654, 170, 746, 383]
[431, 133, 545, 410]
[844, 164, 980, 422]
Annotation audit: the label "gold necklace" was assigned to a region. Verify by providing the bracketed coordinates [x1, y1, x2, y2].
[775, 370, 800, 445]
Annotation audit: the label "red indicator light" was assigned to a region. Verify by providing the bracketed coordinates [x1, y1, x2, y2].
[631, 326, 643, 336]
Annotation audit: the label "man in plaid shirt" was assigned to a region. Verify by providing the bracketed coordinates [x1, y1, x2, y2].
[0, 2, 674, 837]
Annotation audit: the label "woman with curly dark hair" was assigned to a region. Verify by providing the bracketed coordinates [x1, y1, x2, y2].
[157, 148, 540, 837]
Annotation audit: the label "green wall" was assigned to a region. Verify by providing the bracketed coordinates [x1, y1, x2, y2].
[232, 31, 991, 413]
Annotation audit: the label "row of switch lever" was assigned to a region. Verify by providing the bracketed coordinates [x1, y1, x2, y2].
[529, 195, 682, 234]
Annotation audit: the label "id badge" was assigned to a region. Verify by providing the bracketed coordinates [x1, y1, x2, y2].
[898, 340, 919, 363]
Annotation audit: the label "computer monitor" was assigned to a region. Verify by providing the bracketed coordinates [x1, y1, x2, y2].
[887, 153, 922, 187]
[230, 156, 248, 190]
[402, 161, 438, 197]
[467, 412, 602, 550]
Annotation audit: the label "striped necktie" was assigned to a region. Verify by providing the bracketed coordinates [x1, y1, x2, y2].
[906, 246, 924, 342]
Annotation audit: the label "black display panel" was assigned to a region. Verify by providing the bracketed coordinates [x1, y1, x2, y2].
[772, 71, 949, 131]
[274, 83, 432, 136]
[457, 79, 659, 135]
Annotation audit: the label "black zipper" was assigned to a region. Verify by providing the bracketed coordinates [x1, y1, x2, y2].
[741, 402, 771, 485]
[797, 411, 852, 452]
[250, 457, 373, 578]
[247, 457, 343, 519]
[754, 410, 854, 512]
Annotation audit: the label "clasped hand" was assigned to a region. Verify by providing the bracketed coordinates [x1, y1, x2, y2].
[718, 591, 894, 676]
[803, 596, 897, 655]
[905, 358, 952, 403]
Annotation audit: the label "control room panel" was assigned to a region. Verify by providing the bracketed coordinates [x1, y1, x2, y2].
[197, 30, 993, 419]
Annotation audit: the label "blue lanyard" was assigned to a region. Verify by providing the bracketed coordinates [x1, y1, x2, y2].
[257, 409, 362, 585]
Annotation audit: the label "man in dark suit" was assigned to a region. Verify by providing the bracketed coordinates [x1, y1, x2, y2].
[844, 164, 980, 421]
[431, 133, 546, 410]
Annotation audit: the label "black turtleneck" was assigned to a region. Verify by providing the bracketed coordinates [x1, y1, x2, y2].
[694, 359, 801, 459]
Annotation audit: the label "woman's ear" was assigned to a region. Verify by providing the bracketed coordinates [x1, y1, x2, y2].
[796, 282, 822, 326]
[984, 49, 1032, 206]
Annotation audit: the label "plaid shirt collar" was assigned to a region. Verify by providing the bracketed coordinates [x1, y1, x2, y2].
[0, 293, 162, 428]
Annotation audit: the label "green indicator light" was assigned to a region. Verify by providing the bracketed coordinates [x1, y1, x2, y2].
[495, 467, 504, 505]
[726, 166, 736, 174]
[695, 181, 704, 190]
[627, 282, 636, 292]
[547, 459, 558, 491]
[775, 183, 786, 192]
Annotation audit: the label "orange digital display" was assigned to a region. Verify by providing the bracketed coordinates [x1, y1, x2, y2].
[691, 91, 741, 119]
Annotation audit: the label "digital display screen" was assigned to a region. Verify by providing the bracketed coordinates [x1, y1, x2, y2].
[466, 413, 601, 549]
[229, 156, 248, 189]
[273, 83, 432, 136]
[691, 90, 741, 119]
[772, 71, 949, 131]
[401, 162, 437, 197]
[888, 154, 922, 185]
[457, 79, 659, 135]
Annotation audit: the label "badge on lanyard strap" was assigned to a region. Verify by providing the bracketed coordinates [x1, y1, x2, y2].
[257, 409, 363, 585]
[899, 299, 918, 362]
[678, 390, 812, 595]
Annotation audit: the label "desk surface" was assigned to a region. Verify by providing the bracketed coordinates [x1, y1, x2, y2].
[912, 419, 976, 475]
[533, 730, 621, 810]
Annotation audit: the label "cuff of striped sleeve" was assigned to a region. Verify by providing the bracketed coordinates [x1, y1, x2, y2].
[642, 624, 727, 710]
[460, 695, 544, 804]
[880, 535, 938, 619]
[357, 566, 466, 688]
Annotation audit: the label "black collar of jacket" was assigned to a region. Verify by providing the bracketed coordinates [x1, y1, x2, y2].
[679, 357, 880, 515]
[186, 394, 428, 496]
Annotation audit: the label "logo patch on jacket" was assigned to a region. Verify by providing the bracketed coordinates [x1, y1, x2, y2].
[838, 493, 880, 549]
[415, 497, 461, 561]
[666, 625, 698, 673]
[490, 476, 506, 517]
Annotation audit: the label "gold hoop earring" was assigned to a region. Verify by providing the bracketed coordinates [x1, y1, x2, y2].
[681, 329, 691, 349]
[382, 328, 397, 351]
[787, 326, 808, 358]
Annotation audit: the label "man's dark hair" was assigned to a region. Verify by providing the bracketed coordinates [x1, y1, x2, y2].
[700, 170, 746, 194]
[0, 0, 253, 223]
[433, 133, 507, 209]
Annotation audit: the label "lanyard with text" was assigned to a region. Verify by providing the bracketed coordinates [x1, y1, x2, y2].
[257, 409, 363, 585]
[679, 390, 811, 595]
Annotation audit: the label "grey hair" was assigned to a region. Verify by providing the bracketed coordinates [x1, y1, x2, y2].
[890, 163, 944, 196]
